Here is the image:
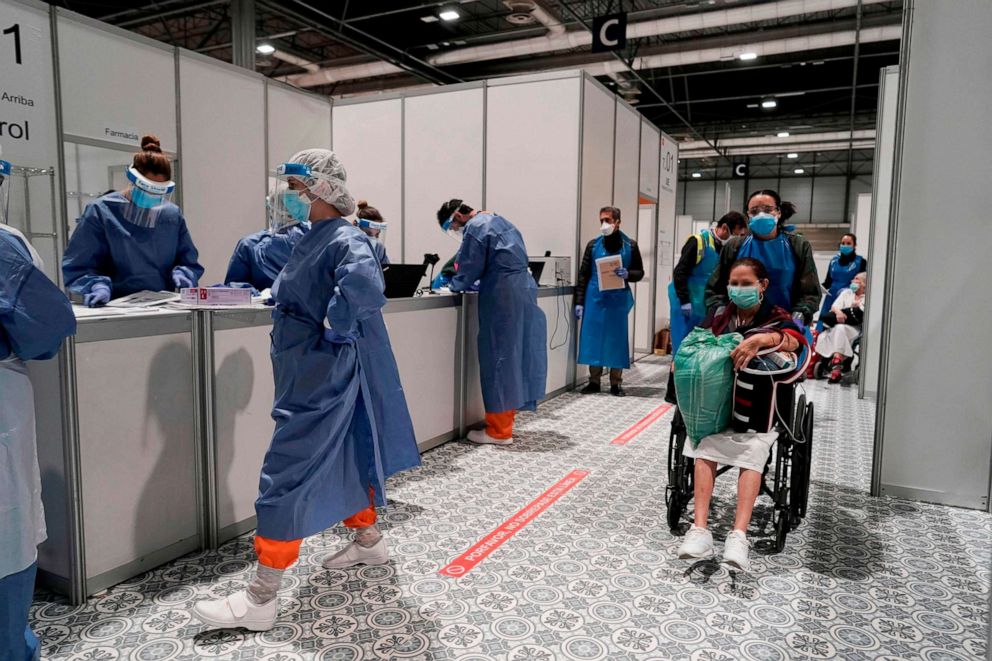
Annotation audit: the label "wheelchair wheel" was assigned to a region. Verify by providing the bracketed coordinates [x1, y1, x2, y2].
[666, 409, 693, 531]
[788, 394, 807, 526]
[774, 508, 789, 552]
[799, 402, 815, 517]
[772, 437, 792, 553]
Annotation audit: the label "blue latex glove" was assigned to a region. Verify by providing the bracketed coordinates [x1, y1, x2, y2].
[172, 270, 194, 290]
[323, 328, 360, 345]
[574, 305, 584, 319]
[84, 283, 111, 308]
[680, 303, 693, 321]
[615, 267, 629, 279]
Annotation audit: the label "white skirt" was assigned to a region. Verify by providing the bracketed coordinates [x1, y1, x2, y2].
[682, 431, 778, 473]
[815, 324, 860, 359]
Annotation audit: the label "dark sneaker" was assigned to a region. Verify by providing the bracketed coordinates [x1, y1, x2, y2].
[580, 383, 601, 394]
[611, 385, 626, 397]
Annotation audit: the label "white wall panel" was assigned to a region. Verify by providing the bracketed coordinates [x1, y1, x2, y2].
[332, 99, 403, 261]
[875, 0, 992, 510]
[639, 121, 660, 202]
[862, 66, 899, 399]
[656, 134, 679, 330]
[635, 205, 655, 352]
[486, 78, 581, 276]
[578, 79, 616, 254]
[267, 84, 331, 174]
[539, 293, 573, 393]
[58, 17, 176, 151]
[404, 87, 484, 272]
[179, 54, 266, 285]
[613, 103, 641, 229]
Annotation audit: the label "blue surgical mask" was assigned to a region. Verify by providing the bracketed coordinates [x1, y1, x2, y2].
[728, 285, 762, 309]
[748, 213, 777, 237]
[839, 244, 854, 256]
[850, 281, 861, 293]
[283, 191, 312, 222]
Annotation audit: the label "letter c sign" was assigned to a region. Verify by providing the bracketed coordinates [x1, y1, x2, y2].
[592, 13, 627, 53]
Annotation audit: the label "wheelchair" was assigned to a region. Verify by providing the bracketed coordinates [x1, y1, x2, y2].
[665, 346, 815, 553]
[813, 334, 861, 386]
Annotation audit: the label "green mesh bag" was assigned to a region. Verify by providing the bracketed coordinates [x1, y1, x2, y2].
[673, 327, 743, 445]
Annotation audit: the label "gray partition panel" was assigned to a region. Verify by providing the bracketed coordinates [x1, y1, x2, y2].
[875, 0, 992, 510]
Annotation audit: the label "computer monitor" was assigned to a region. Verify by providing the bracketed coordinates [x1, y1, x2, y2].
[383, 263, 428, 299]
[528, 261, 545, 286]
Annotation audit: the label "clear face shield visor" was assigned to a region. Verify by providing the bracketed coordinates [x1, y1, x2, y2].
[124, 166, 175, 228]
[273, 161, 356, 222]
[357, 218, 387, 244]
[266, 179, 303, 233]
[440, 215, 464, 242]
[0, 160, 10, 225]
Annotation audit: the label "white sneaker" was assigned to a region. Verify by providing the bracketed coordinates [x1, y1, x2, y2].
[466, 429, 513, 445]
[322, 536, 389, 569]
[722, 530, 751, 572]
[677, 525, 714, 560]
[193, 590, 277, 631]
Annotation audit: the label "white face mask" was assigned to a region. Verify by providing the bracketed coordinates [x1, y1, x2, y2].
[600, 222, 615, 237]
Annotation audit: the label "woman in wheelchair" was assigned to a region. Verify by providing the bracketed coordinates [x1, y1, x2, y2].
[677, 257, 808, 571]
[815, 272, 866, 383]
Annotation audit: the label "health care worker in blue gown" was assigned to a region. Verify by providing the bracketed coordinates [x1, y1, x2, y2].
[705, 189, 820, 327]
[224, 180, 310, 292]
[437, 198, 547, 446]
[194, 149, 419, 632]
[0, 150, 77, 660]
[816, 232, 866, 331]
[61, 135, 204, 306]
[574, 206, 645, 398]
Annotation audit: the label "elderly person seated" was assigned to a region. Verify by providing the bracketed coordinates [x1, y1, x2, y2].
[677, 257, 808, 572]
[815, 272, 866, 383]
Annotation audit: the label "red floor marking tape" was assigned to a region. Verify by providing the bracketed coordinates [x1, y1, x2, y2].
[439, 469, 590, 578]
[610, 402, 673, 446]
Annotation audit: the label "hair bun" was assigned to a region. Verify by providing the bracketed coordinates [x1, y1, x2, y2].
[140, 135, 162, 153]
[356, 200, 369, 210]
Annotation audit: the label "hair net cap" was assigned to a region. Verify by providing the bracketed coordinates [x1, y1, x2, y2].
[287, 148, 356, 216]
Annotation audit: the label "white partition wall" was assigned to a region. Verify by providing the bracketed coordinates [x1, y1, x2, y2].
[179, 53, 266, 285]
[861, 66, 899, 400]
[634, 204, 656, 353]
[633, 122, 661, 354]
[874, 0, 992, 510]
[639, 122, 661, 203]
[266, 82, 332, 182]
[404, 86, 484, 270]
[332, 98, 403, 261]
[578, 78, 616, 253]
[656, 133, 679, 331]
[486, 75, 581, 273]
[613, 102, 642, 231]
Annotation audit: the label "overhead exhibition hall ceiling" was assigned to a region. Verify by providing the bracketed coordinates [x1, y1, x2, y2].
[46, 0, 902, 146]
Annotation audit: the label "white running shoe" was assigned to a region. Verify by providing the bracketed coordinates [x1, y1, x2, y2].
[193, 590, 277, 631]
[677, 525, 714, 560]
[466, 429, 513, 445]
[322, 536, 389, 569]
[722, 530, 751, 572]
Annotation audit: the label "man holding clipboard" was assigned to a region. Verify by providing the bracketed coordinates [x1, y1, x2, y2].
[574, 206, 644, 396]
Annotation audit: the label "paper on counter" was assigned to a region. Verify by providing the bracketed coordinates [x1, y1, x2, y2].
[105, 290, 180, 308]
[595, 255, 625, 291]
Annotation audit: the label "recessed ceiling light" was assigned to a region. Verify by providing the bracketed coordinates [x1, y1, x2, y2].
[761, 99, 778, 109]
[256, 44, 275, 54]
[787, 152, 799, 158]
[426, 43, 439, 50]
[439, 9, 461, 21]
[777, 131, 790, 138]
[794, 168, 805, 174]
[739, 52, 758, 61]
[420, 15, 439, 23]
[691, 172, 702, 178]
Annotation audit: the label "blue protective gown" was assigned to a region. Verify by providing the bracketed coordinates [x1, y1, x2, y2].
[224, 224, 309, 291]
[0, 225, 75, 661]
[668, 229, 720, 354]
[371, 239, 390, 266]
[577, 233, 635, 369]
[817, 253, 864, 331]
[451, 214, 547, 413]
[255, 218, 419, 541]
[62, 192, 204, 298]
[737, 233, 797, 313]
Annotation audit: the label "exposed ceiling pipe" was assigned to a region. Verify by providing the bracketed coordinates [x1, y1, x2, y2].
[270, 50, 321, 73]
[429, 0, 890, 67]
[678, 129, 876, 158]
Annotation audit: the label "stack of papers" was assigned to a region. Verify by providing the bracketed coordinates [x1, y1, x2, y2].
[595, 255, 625, 291]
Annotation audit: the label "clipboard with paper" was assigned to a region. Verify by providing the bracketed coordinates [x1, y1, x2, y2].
[595, 255, 625, 291]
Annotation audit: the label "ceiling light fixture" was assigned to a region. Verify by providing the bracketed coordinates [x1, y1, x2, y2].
[739, 52, 758, 61]
[761, 99, 778, 109]
[439, 9, 461, 21]
[256, 44, 275, 55]
[421, 15, 440, 23]
[777, 131, 790, 138]
[787, 152, 799, 158]
[691, 172, 702, 178]
[794, 168, 805, 174]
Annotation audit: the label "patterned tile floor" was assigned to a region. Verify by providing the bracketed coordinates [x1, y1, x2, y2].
[32, 356, 991, 660]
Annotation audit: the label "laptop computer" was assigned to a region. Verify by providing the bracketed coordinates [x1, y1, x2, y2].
[528, 261, 546, 286]
[383, 263, 428, 299]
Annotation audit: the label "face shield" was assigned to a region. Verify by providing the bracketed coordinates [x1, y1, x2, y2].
[357, 218, 387, 244]
[266, 180, 303, 233]
[440, 215, 464, 242]
[0, 159, 10, 225]
[124, 166, 175, 228]
[273, 157, 356, 219]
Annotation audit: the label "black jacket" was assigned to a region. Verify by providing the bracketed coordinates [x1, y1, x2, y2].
[574, 232, 644, 307]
